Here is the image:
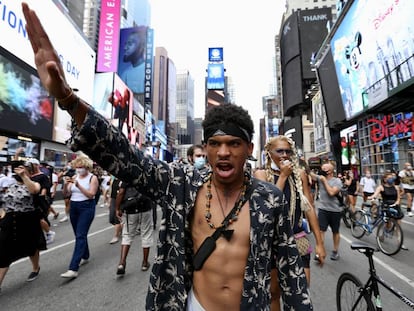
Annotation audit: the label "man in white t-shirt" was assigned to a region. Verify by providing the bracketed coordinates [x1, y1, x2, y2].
[399, 162, 414, 217]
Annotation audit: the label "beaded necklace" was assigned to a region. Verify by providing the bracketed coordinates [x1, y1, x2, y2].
[205, 173, 248, 230]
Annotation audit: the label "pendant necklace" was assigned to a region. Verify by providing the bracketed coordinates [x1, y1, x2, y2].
[204, 173, 248, 241]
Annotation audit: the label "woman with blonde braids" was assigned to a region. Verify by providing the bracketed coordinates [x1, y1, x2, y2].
[254, 135, 326, 310]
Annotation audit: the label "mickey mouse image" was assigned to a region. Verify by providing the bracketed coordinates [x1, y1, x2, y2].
[343, 31, 368, 117]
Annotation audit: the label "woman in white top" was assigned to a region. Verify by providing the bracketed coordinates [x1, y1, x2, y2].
[60, 154, 99, 279]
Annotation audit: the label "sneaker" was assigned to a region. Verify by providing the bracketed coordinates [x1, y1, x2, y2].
[401, 244, 408, 251]
[60, 270, 78, 278]
[59, 216, 68, 223]
[109, 237, 119, 244]
[53, 212, 60, 220]
[330, 251, 340, 261]
[141, 262, 151, 271]
[80, 259, 89, 266]
[116, 264, 125, 275]
[46, 231, 56, 244]
[27, 268, 40, 282]
[407, 211, 414, 217]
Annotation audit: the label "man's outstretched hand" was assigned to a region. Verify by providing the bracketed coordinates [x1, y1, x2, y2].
[22, 2, 71, 100]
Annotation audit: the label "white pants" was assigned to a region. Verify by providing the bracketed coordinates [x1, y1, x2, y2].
[186, 288, 205, 311]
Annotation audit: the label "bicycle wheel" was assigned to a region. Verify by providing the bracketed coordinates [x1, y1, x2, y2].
[336, 272, 375, 311]
[351, 210, 367, 238]
[342, 206, 352, 229]
[376, 218, 403, 256]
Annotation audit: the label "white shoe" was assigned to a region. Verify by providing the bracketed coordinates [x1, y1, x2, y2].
[46, 231, 56, 244]
[407, 211, 414, 217]
[109, 237, 119, 244]
[60, 270, 78, 278]
[59, 216, 68, 223]
[80, 259, 89, 266]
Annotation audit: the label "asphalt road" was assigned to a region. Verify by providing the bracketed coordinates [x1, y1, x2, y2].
[0, 197, 413, 311]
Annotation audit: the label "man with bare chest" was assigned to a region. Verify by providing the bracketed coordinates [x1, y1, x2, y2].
[22, 4, 311, 309]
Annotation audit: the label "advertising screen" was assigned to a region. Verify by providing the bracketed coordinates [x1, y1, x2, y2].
[298, 8, 332, 79]
[0, 48, 53, 140]
[118, 26, 148, 94]
[331, 0, 414, 120]
[208, 48, 224, 62]
[207, 63, 225, 90]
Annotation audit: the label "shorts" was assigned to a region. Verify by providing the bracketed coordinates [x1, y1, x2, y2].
[318, 209, 341, 233]
[121, 210, 153, 247]
[363, 192, 374, 199]
[403, 188, 414, 194]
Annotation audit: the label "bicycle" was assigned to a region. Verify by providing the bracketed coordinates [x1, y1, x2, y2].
[350, 200, 403, 255]
[336, 241, 414, 310]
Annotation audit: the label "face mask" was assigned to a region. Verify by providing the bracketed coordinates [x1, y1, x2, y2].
[407, 166, 413, 170]
[366, 174, 371, 178]
[76, 168, 86, 176]
[270, 160, 279, 171]
[386, 178, 395, 185]
[13, 174, 23, 183]
[194, 157, 206, 169]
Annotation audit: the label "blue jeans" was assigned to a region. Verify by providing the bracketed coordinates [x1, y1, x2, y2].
[69, 199, 95, 271]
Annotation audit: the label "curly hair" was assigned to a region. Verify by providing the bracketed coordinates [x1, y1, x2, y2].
[264, 135, 311, 213]
[202, 104, 254, 142]
[71, 153, 94, 171]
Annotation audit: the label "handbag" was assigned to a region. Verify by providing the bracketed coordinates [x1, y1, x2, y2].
[294, 231, 312, 256]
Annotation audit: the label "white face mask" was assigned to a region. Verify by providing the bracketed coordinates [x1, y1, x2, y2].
[270, 160, 280, 171]
[194, 157, 206, 169]
[76, 168, 86, 176]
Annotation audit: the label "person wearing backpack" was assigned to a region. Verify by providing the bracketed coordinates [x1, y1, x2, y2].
[115, 181, 153, 275]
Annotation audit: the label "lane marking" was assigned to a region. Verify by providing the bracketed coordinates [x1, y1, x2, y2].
[341, 234, 414, 289]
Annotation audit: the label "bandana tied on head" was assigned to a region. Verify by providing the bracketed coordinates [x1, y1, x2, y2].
[204, 122, 251, 143]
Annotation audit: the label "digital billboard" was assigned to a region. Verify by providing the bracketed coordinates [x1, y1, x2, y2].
[207, 63, 225, 90]
[0, 48, 53, 140]
[298, 8, 332, 79]
[280, 13, 300, 68]
[97, 0, 121, 72]
[118, 26, 148, 94]
[208, 48, 224, 62]
[331, 0, 414, 120]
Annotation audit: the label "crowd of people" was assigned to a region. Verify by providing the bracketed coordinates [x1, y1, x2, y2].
[0, 3, 411, 309]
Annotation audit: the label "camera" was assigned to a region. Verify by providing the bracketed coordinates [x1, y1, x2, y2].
[318, 170, 327, 177]
[63, 168, 76, 178]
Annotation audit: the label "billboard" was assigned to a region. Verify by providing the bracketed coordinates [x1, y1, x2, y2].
[96, 0, 121, 72]
[0, 48, 53, 141]
[144, 28, 154, 107]
[280, 13, 300, 68]
[207, 63, 225, 90]
[298, 8, 332, 79]
[208, 48, 224, 62]
[331, 0, 414, 120]
[316, 49, 346, 128]
[118, 26, 148, 94]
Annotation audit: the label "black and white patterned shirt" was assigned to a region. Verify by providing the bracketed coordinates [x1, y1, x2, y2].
[67, 109, 313, 311]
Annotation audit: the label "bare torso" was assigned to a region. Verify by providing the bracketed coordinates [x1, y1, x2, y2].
[191, 183, 251, 311]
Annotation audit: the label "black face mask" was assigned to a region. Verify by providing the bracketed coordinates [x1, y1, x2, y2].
[13, 174, 23, 183]
[319, 170, 328, 177]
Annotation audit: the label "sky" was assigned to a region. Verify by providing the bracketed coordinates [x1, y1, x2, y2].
[149, 0, 287, 143]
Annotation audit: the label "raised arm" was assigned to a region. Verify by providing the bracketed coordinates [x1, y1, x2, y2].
[22, 2, 88, 127]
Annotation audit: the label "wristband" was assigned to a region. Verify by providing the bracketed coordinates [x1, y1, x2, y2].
[58, 91, 80, 114]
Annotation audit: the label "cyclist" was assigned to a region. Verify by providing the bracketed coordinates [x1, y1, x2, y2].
[368, 171, 407, 250]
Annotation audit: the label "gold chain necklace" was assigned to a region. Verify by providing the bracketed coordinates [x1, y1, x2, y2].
[205, 173, 248, 230]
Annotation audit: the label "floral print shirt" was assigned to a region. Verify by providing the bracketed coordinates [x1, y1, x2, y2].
[0, 182, 35, 213]
[68, 109, 312, 311]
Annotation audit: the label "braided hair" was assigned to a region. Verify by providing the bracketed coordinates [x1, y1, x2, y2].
[264, 135, 311, 212]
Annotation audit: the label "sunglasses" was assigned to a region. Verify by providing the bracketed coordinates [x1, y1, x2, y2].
[271, 149, 293, 156]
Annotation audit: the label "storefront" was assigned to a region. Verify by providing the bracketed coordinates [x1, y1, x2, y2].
[358, 112, 414, 180]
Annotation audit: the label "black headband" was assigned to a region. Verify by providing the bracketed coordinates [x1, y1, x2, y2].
[204, 122, 251, 143]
